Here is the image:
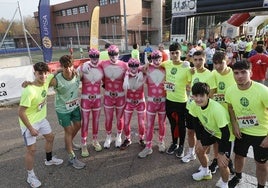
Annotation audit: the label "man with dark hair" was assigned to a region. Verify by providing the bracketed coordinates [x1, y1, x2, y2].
[19, 62, 63, 188]
[131, 43, 140, 61]
[190, 82, 233, 188]
[225, 60, 268, 188]
[161, 43, 192, 158]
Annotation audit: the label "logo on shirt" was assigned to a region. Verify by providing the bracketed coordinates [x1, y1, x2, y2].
[170, 67, 177, 75]
[240, 97, 249, 107]
[41, 90, 47, 98]
[218, 82, 225, 90]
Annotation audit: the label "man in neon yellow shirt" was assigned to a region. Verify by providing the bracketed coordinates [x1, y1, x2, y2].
[225, 60, 268, 188]
[19, 62, 63, 188]
[161, 43, 192, 157]
[99, 43, 111, 61]
[190, 82, 233, 188]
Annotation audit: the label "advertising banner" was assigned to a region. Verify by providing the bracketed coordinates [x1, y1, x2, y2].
[38, 0, 53, 63]
[90, 6, 100, 50]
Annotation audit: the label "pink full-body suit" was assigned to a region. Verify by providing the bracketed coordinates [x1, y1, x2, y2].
[123, 69, 146, 141]
[79, 61, 104, 145]
[145, 64, 166, 148]
[100, 60, 128, 135]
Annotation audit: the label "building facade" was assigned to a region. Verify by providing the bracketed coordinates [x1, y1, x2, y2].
[34, 0, 165, 51]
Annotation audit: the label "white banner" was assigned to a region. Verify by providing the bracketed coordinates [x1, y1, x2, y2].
[0, 65, 34, 102]
[172, 0, 196, 15]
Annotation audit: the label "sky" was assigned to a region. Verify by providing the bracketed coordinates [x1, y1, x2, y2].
[0, 0, 68, 20]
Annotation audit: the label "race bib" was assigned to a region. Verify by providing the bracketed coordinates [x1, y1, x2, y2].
[164, 82, 175, 91]
[213, 93, 225, 103]
[65, 98, 79, 110]
[237, 115, 259, 128]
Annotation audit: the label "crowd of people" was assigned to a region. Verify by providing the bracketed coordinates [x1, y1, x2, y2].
[18, 39, 268, 188]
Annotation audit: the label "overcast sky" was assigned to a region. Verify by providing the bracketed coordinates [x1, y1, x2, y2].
[0, 0, 68, 20]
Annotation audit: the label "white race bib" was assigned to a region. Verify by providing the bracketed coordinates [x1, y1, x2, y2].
[213, 93, 225, 103]
[237, 115, 259, 128]
[65, 98, 79, 110]
[164, 82, 175, 91]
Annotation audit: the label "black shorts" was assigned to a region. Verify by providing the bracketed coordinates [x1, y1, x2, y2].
[165, 99, 187, 115]
[234, 133, 268, 163]
[200, 127, 231, 155]
[185, 111, 196, 130]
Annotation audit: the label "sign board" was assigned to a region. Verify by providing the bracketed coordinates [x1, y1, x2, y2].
[172, 0, 196, 15]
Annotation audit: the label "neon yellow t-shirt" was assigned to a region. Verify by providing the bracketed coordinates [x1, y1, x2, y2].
[190, 99, 234, 141]
[187, 68, 215, 110]
[161, 60, 191, 102]
[99, 51, 110, 61]
[131, 49, 140, 60]
[19, 74, 54, 128]
[225, 82, 268, 136]
[212, 68, 236, 106]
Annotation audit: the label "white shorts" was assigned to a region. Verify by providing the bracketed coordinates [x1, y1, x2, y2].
[21, 118, 52, 146]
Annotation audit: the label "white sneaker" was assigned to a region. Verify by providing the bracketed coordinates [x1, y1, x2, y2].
[81, 145, 89, 157]
[138, 147, 153, 158]
[158, 141, 166, 153]
[181, 152, 196, 163]
[192, 169, 212, 181]
[72, 142, 81, 151]
[45, 156, 63, 166]
[92, 140, 102, 152]
[104, 135, 112, 149]
[69, 157, 86, 169]
[115, 134, 122, 148]
[27, 175, 41, 188]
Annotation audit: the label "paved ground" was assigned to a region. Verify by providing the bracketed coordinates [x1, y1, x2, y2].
[0, 94, 267, 188]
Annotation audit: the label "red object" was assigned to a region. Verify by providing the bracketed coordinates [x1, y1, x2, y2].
[47, 58, 90, 73]
[227, 13, 250, 27]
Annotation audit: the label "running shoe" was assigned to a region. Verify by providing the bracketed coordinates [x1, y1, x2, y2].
[92, 140, 102, 152]
[120, 139, 132, 150]
[81, 145, 89, 157]
[104, 135, 112, 149]
[228, 175, 241, 188]
[27, 175, 41, 188]
[138, 147, 153, 158]
[158, 141, 166, 153]
[181, 152, 196, 163]
[139, 139, 146, 148]
[192, 169, 212, 181]
[69, 157, 86, 169]
[115, 134, 122, 148]
[72, 142, 81, 151]
[175, 146, 184, 158]
[209, 158, 218, 174]
[45, 156, 63, 166]
[166, 143, 178, 155]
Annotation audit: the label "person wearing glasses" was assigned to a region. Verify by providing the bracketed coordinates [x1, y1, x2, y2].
[120, 58, 146, 150]
[77, 48, 104, 157]
[161, 43, 192, 158]
[100, 45, 128, 149]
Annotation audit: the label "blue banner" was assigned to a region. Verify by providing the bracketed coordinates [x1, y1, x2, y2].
[38, 0, 52, 63]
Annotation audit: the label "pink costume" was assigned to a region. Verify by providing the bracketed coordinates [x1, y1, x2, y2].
[100, 45, 128, 148]
[79, 59, 103, 146]
[122, 59, 146, 143]
[145, 51, 166, 149]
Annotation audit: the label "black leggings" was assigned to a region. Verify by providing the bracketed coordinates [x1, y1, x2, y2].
[166, 99, 186, 147]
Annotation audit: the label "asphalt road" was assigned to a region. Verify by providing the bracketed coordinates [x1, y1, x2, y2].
[0, 94, 266, 188]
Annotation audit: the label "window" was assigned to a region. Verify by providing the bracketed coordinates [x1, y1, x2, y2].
[100, 0, 108, 6]
[66, 9, 72, 16]
[142, 17, 151, 25]
[72, 8, 78, 15]
[110, 0, 118, 4]
[79, 6, 85, 13]
[62, 10, 66, 16]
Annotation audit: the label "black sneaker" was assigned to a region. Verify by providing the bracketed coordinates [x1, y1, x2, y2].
[228, 175, 241, 188]
[209, 158, 218, 174]
[175, 146, 184, 158]
[139, 139, 146, 148]
[228, 159, 235, 175]
[120, 139, 132, 150]
[166, 143, 178, 155]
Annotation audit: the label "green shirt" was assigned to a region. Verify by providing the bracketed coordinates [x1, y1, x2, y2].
[54, 72, 81, 113]
[131, 49, 140, 60]
[225, 81, 268, 136]
[19, 74, 54, 128]
[99, 51, 110, 61]
[162, 60, 191, 102]
[190, 99, 234, 141]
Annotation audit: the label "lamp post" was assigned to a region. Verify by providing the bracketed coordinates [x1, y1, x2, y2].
[123, 0, 128, 52]
[146, 11, 149, 41]
[138, 25, 141, 45]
